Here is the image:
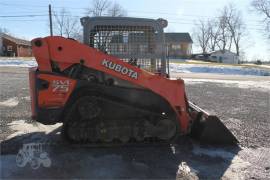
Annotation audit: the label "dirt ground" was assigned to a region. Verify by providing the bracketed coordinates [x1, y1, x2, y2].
[0, 67, 270, 179]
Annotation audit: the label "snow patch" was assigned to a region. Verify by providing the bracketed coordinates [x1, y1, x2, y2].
[0, 97, 19, 107]
[192, 145, 251, 179]
[21, 96, 30, 101]
[177, 162, 199, 180]
[0, 59, 37, 67]
[7, 120, 61, 139]
[170, 63, 270, 76]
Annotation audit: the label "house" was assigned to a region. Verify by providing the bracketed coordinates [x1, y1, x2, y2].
[165, 33, 193, 58]
[0, 33, 32, 57]
[108, 32, 193, 58]
[210, 50, 239, 64]
[108, 33, 152, 56]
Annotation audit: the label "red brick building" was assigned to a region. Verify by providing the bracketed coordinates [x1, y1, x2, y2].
[0, 33, 32, 57]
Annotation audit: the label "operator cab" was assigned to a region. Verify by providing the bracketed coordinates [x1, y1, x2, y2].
[80, 16, 169, 77]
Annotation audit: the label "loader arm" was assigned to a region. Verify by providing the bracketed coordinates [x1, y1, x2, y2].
[32, 36, 191, 134]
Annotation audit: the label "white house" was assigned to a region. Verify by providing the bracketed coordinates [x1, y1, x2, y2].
[210, 50, 239, 64]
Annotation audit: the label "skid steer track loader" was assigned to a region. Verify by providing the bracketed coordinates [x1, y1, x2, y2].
[29, 17, 237, 145]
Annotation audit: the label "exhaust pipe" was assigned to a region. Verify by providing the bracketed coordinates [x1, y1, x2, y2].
[188, 102, 238, 145]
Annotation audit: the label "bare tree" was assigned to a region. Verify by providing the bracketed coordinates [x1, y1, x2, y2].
[215, 4, 246, 56]
[85, 0, 127, 51]
[86, 0, 111, 16]
[208, 20, 220, 51]
[53, 8, 81, 39]
[53, 9, 66, 37]
[193, 4, 246, 57]
[216, 11, 231, 52]
[225, 5, 246, 56]
[251, 0, 270, 39]
[0, 27, 9, 34]
[107, 2, 127, 17]
[193, 20, 211, 53]
[86, 0, 126, 17]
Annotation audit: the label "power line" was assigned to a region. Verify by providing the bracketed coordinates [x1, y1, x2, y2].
[0, 12, 262, 23]
[169, 21, 265, 31]
[0, 13, 265, 30]
[0, 2, 47, 8]
[0, 1, 263, 23]
[0, 2, 266, 30]
[0, 14, 265, 31]
[3, 19, 48, 22]
[0, 14, 47, 18]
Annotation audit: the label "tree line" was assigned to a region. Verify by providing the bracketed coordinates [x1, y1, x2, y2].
[192, 4, 245, 56]
[1, 0, 269, 57]
[52, 0, 126, 41]
[53, 0, 269, 59]
[252, 0, 270, 39]
[193, 0, 270, 57]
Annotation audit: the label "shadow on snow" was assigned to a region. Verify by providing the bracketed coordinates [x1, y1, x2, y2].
[0, 126, 240, 179]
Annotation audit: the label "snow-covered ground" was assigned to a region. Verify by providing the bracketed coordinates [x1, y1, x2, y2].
[0, 59, 36, 67]
[170, 63, 270, 76]
[0, 59, 269, 77]
[5, 120, 62, 141]
[0, 97, 19, 107]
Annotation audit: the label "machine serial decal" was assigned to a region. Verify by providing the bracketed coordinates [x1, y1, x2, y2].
[52, 80, 70, 92]
[101, 59, 138, 79]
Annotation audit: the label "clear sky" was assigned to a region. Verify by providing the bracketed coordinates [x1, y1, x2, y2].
[0, 0, 269, 61]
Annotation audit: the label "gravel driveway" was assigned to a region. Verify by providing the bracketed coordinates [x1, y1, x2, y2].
[0, 67, 269, 179]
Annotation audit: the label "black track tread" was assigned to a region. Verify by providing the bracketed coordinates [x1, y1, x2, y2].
[62, 89, 179, 146]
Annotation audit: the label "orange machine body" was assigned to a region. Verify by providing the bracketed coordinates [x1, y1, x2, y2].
[30, 36, 191, 134]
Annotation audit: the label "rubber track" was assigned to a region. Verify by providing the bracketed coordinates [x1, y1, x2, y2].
[62, 93, 179, 146]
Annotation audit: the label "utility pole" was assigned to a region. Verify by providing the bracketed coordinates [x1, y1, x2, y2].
[49, 4, 53, 36]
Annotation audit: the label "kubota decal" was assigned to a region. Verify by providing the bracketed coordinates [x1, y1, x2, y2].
[101, 59, 138, 79]
[52, 80, 70, 92]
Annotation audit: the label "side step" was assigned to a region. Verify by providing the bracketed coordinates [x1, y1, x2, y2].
[188, 102, 238, 145]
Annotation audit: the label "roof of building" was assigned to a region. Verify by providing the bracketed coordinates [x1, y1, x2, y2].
[165, 33, 193, 43]
[0, 33, 31, 46]
[110, 32, 193, 44]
